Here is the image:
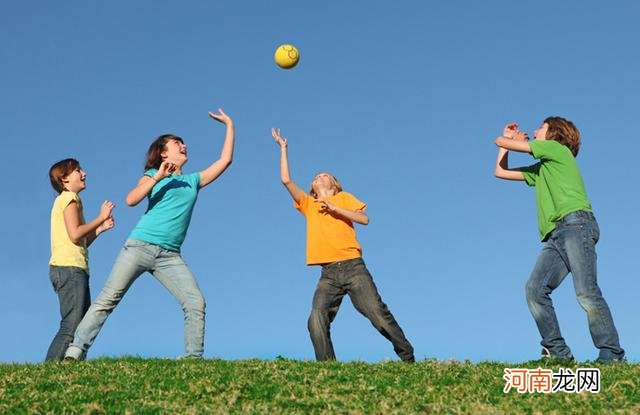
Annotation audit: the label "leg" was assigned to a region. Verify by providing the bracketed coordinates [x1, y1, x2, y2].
[559, 216, 625, 361]
[308, 270, 346, 361]
[345, 259, 414, 362]
[152, 249, 206, 358]
[46, 266, 90, 361]
[66, 240, 151, 358]
[525, 242, 573, 358]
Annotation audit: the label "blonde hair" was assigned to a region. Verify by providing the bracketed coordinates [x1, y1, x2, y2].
[544, 116, 581, 157]
[309, 173, 343, 198]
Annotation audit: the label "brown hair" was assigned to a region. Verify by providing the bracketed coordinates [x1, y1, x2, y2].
[144, 134, 184, 171]
[49, 158, 81, 194]
[544, 116, 581, 156]
[309, 173, 343, 198]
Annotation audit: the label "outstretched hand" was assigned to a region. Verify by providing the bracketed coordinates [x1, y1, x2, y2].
[271, 128, 288, 148]
[99, 200, 115, 222]
[503, 123, 519, 138]
[208, 108, 233, 125]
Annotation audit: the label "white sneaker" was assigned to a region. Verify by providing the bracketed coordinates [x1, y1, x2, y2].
[64, 345, 85, 361]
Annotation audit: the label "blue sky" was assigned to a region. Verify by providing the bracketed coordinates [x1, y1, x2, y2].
[2, 1, 639, 363]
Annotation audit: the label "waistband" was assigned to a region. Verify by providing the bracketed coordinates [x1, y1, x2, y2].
[321, 257, 363, 270]
[555, 210, 595, 225]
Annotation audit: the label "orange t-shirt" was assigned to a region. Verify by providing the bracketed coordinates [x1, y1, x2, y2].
[294, 191, 367, 265]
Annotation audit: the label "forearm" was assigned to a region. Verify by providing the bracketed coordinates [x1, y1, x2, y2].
[198, 122, 235, 187]
[126, 178, 156, 206]
[279, 147, 292, 184]
[68, 217, 103, 245]
[494, 147, 525, 181]
[332, 206, 369, 225]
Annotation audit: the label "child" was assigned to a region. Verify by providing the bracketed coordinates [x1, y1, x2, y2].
[47, 159, 114, 361]
[271, 128, 415, 362]
[494, 116, 625, 362]
[65, 107, 234, 360]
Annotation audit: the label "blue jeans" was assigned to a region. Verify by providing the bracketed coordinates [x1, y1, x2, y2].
[308, 257, 414, 362]
[525, 211, 624, 361]
[46, 266, 91, 361]
[68, 239, 206, 358]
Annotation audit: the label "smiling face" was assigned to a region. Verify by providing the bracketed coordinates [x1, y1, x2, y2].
[62, 167, 87, 193]
[310, 172, 342, 198]
[161, 138, 188, 166]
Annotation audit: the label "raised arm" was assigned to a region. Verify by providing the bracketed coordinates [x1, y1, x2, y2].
[64, 200, 115, 246]
[199, 108, 235, 188]
[494, 123, 530, 181]
[271, 128, 305, 203]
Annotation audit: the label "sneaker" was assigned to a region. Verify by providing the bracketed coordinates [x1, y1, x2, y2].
[595, 355, 627, 364]
[64, 345, 85, 361]
[540, 347, 575, 363]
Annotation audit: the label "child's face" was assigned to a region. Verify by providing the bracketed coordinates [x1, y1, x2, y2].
[534, 123, 550, 141]
[161, 139, 188, 165]
[312, 172, 335, 195]
[62, 167, 86, 193]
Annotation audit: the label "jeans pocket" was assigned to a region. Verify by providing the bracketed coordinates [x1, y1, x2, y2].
[123, 239, 149, 249]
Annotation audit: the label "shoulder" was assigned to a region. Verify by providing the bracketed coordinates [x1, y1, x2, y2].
[143, 168, 158, 177]
[59, 191, 80, 203]
[530, 140, 572, 160]
[334, 191, 366, 209]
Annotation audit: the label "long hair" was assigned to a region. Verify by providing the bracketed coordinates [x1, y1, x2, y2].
[544, 116, 581, 157]
[309, 173, 343, 198]
[144, 134, 184, 170]
[49, 158, 80, 194]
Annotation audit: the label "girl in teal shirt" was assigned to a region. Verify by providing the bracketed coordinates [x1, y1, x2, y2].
[65, 108, 234, 360]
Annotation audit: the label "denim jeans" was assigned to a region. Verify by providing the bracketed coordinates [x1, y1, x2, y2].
[68, 239, 206, 358]
[308, 257, 414, 362]
[525, 211, 624, 361]
[46, 266, 91, 361]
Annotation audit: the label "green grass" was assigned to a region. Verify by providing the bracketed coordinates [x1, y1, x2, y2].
[1, 358, 638, 414]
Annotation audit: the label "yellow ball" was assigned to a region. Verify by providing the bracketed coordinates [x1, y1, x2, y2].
[274, 44, 300, 69]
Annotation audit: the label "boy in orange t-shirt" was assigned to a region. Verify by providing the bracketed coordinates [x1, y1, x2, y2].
[272, 128, 414, 362]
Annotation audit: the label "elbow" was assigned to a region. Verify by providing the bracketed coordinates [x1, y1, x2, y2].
[125, 195, 138, 207]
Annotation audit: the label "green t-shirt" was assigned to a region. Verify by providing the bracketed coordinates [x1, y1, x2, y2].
[520, 140, 592, 241]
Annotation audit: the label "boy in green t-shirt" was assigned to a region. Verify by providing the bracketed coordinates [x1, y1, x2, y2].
[494, 116, 625, 362]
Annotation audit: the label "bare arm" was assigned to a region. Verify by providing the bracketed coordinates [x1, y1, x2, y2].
[63, 200, 115, 245]
[271, 128, 305, 203]
[199, 108, 235, 188]
[494, 123, 530, 181]
[317, 200, 369, 225]
[494, 147, 525, 181]
[125, 161, 176, 206]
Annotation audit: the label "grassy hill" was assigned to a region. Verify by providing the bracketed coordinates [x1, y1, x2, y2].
[1, 358, 638, 414]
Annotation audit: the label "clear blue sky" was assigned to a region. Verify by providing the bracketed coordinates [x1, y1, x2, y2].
[2, 1, 639, 363]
